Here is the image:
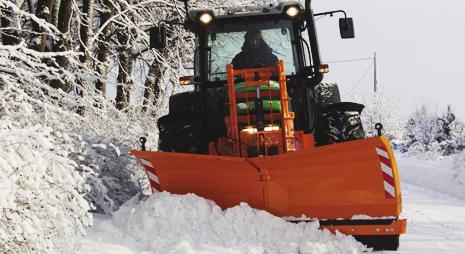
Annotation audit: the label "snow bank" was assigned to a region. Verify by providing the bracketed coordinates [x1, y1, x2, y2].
[0, 42, 156, 252]
[452, 152, 465, 193]
[397, 152, 465, 200]
[85, 192, 367, 254]
[0, 121, 92, 253]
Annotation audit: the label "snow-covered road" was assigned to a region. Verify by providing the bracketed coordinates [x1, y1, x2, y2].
[80, 156, 465, 253]
[394, 183, 465, 253]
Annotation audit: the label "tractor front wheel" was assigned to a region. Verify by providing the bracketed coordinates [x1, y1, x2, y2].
[354, 235, 400, 251]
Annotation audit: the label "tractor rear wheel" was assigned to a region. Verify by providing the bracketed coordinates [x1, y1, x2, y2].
[354, 235, 400, 251]
[316, 102, 366, 146]
[315, 82, 341, 106]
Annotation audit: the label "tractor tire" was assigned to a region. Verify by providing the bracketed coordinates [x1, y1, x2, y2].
[157, 114, 208, 154]
[315, 82, 341, 107]
[354, 235, 400, 251]
[316, 102, 366, 146]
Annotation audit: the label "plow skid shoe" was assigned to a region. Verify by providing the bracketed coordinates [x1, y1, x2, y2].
[132, 136, 404, 229]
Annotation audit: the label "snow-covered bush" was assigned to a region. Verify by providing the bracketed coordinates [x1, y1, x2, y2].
[0, 41, 157, 252]
[401, 105, 464, 156]
[353, 92, 404, 140]
[73, 112, 156, 214]
[0, 121, 92, 253]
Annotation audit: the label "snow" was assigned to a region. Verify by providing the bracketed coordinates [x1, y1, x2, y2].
[0, 121, 92, 253]
[350, 215, 396, 220]
[390, 153, 465, 253]
[92, 143, 108, 149]
[397, 152, 465, 200]
[395, 183, 465, 254]
[109, 143, 122, 157]
[79, 192, 367, 254]
[0, 41, 154, 252]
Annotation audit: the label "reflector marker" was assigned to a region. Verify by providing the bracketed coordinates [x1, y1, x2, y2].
[376, 147, 396, 199]
[380, 162, 394, 177]
[384, 181, 396, 197]
[375, 147, 390, 159]
[139, 159, 161, 192]
[147, 170, 159, 184]
[140, 159, 153, 168]
[151, 181, 161, 192]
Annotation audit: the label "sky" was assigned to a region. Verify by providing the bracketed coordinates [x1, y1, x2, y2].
[312, 0, 465, 118]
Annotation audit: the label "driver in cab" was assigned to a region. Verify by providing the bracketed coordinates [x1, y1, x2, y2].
[231, 29, 278, 69]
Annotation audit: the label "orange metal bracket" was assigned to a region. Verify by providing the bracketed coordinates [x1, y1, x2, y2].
[226, 61, 296, 157]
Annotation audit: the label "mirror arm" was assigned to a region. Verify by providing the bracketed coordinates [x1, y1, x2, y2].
[314, 10, 348, 19]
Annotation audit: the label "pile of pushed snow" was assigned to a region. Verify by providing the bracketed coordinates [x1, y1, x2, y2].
[84, 192, 367, 254]
[0, 121, 92, 253]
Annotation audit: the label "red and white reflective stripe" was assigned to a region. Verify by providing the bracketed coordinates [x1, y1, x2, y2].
[140, 159, 153, 168]
[140, 159, 161, 192]
[375, 147, 396, 199]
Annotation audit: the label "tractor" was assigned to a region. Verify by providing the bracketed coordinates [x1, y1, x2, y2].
[132, 0, 406, 250]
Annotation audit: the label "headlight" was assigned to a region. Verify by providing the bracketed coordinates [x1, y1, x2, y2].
[241, 126, 257, 134]
[264, 125, 280, 132]
[199, 12, 213, 24]
[318, 64, 330, 73]
[285, 6, 300, 17]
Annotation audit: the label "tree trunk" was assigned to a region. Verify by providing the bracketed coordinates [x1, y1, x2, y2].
[142, 62, 164, 113]
[79, 0, 95, 65]
[94, 0, 113, 97]
[51, 0, 60, 26]
[50, 0, 73, 91]
[31, 0, 55, 51]
[115, 30, 133, 110]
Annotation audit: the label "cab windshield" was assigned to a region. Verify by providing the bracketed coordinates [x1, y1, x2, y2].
[207, 20, 298, 82]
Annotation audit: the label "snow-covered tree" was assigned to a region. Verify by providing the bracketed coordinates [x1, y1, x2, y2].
[353, 92, 405, 140]
[0, 29, 154, 254]
[401, 105, 464, 155]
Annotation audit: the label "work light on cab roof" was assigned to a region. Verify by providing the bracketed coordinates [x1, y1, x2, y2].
[284, 5, 300, 17]
[198, 11, 214, 25]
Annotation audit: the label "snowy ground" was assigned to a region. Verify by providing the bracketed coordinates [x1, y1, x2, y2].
[394, 183, 465, 254]
[393, 156, 465, 254]
[78, 155, 465, 254]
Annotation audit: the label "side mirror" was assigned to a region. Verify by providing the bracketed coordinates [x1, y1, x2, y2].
[150, 24, 166, 49]
[339, 18, 355, 39]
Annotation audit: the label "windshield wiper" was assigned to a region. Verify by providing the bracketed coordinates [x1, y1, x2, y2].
[272, 50, 286, 57]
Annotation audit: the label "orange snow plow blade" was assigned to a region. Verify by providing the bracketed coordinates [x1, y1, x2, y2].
[132, 136, 403, 221]
[132, 151, 266, 210]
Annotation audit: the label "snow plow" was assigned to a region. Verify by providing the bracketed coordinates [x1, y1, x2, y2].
[132, 0, 406, 250]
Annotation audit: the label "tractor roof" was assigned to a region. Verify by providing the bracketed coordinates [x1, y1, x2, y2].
[188, 1, 303, 21]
